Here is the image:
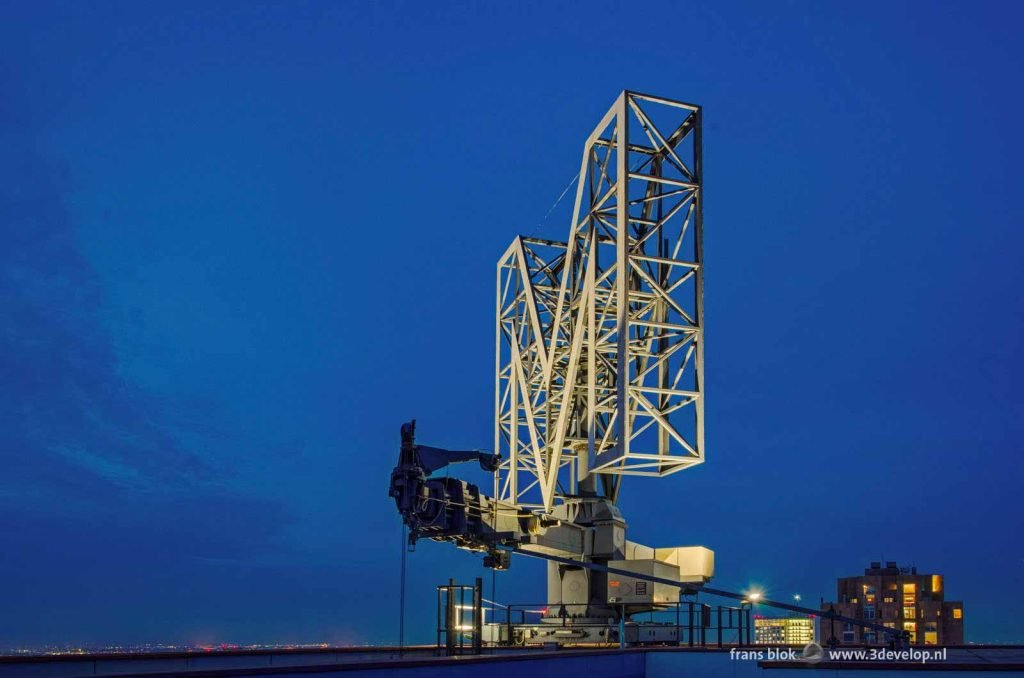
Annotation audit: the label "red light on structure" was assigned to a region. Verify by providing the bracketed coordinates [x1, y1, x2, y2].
[610, 580, 620, 587]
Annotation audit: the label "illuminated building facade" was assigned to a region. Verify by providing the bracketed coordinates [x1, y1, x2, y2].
[820, 562, 964, 646]
[754, 616, 815, 645]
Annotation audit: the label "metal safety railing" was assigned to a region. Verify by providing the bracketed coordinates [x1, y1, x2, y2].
[436, 578, 483, 656]
[479, 598, 754, 647]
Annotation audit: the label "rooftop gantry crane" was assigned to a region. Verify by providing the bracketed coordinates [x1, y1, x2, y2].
[391, 92, 712, 642]
[389, 91, 908, 648]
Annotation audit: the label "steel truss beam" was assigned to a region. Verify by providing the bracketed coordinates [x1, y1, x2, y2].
[495, 92, 705, 513]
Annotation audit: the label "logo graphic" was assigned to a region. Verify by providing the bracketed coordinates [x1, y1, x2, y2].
[799, 642, 825, 664]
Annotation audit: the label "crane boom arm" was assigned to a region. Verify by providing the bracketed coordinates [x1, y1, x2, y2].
[389, 420, 586, 569]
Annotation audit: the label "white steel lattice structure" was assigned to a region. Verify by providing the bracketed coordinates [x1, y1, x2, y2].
[495, 92, 705, 513]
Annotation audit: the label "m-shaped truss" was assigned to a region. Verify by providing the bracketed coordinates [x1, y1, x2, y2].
[495, 92, 704, 513]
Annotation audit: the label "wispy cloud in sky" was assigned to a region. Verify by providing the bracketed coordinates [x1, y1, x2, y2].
[0, 86, 288, 563]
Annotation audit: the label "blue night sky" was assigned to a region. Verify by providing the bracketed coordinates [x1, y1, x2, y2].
[1, 0, 1022, 648]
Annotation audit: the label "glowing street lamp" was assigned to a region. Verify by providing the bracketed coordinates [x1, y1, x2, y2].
[739, 590, 762, 646]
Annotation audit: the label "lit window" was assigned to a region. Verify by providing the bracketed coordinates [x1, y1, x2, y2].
[953, 608, 962, 620]
[931, 575, 942, 593]
[903, 621, 917, 643]
[903, 607, 916, 619]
